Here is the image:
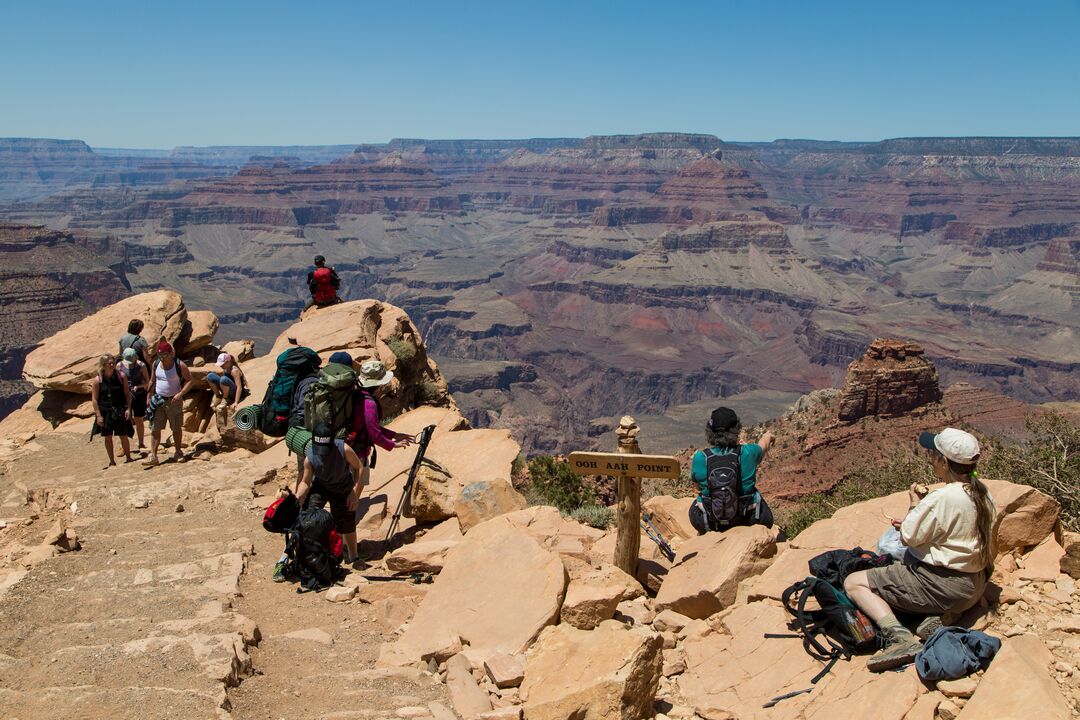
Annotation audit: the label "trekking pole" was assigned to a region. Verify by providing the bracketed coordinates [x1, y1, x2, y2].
[640, 512, 676, 562]
[384, 424, 437, 550]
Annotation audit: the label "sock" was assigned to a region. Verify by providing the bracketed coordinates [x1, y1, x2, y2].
[878, 614, 914, 641]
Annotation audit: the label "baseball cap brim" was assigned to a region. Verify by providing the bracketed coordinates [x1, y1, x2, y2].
[918, 431, 938, 453]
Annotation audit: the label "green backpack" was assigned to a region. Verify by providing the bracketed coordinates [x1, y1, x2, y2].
[303, 362, 357, 436]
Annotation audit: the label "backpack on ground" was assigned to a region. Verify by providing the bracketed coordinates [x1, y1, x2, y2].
[282, 506, 344, 592]
[303, 362, 357, 436]
[310, 266, 337, 305]
[262, 491, 300, 533]
[703, 447, 742, 528]
[258, 347, 321, 437]
[769, 547, 893, 682]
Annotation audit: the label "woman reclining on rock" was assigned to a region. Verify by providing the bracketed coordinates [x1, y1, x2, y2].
[844, 428, 995, 673]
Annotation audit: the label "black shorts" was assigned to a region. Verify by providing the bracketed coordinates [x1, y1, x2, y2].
[96, 411, 134, 438]
[305, 485, 356, 534]
[131, 389, 148, 418]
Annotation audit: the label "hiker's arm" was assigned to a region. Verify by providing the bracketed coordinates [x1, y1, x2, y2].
[120, 373, 132, 418]
[344, 445, 365, 510]
[757, 431, 774, 458]
[229, 367, 243, 409]
[174, 363, 194, 403]
[91, 378, 103, 424]
[295, 461, 314, 504]
[363, 398, 400, 450]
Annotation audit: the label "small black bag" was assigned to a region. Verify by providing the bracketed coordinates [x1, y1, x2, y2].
[282, 507, 344, 593]
[703, 447, 742, 528]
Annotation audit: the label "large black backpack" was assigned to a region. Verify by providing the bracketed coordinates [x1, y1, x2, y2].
[259, 347, 321, 437]
[283, 506, 344, 592]
[703, 447, 742, 528]
[769, 548, 893, 682]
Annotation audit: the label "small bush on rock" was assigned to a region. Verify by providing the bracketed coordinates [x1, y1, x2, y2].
[528, 455, 594, 512]
[387, 335, 418, 364]
[569, 504, 614, 529]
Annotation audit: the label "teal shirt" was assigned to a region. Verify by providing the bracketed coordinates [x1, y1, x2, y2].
[692, 444, 763, 499]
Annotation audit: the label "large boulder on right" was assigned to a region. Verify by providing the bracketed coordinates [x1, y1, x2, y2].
[378, 515, 567, 668]
[522, 621, 663, 720]
[23, 290, 186, 393]
[956, 634, 1070, 719]
[654, 525, 776, 619]
[986, 479, 1061, 552]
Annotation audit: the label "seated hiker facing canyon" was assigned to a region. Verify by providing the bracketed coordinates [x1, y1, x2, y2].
[845, 428, 996, 673]
[688, 406, 775, 533]
[305, 254, 342, 309]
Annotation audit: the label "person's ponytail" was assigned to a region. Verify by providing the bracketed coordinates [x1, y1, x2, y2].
[967, 473, 996, 572]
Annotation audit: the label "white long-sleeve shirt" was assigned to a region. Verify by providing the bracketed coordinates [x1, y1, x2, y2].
[901, 482, 994, 573]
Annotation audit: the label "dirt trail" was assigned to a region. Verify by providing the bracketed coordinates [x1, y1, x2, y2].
[0, 429, 449, 720]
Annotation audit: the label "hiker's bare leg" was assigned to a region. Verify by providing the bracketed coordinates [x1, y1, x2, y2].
[843, 570, 892, 624]
[344, 531, 358, 561]
[135, 418, 145, 448]
[120, 435, 133, 461]
[104, 436, 116, 466]
[172, 423, 184, 460]
[149, 428, 161, 463]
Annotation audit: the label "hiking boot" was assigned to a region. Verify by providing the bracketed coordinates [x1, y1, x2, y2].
[272, 560, 287, 583]
[866, 628, 922, 673]
[915, 615, 943, 641]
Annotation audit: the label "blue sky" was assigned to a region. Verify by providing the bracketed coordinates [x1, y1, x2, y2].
[2, 0, 1079, 147]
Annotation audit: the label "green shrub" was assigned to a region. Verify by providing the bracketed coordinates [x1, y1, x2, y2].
[511, 454, 526, 481]
[528, 455, 594, 512]
[387, 335, 417, 364]
[984, 412, 1079, 531]
[778, 453, 930, 538]
[418, 380, 442, 403]
[568, 504, 615, 529]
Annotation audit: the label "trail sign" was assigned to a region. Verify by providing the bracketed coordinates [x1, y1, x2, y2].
[567, 452, 680, 479]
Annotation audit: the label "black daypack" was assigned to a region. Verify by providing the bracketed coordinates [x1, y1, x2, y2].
[259, 347, 321, 437]
[283, 506, 344, 593]
[769, 548, 893, 682]
[703, 447, 742, 528]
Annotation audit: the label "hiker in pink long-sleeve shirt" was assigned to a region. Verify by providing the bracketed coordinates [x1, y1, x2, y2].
[346, 358, 413, 475]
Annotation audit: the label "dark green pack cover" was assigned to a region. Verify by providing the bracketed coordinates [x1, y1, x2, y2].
[303, 362, 357, 435]
[258, 347, 321, 437]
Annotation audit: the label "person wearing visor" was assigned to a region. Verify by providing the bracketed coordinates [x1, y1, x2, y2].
[844, 428, 995, 673]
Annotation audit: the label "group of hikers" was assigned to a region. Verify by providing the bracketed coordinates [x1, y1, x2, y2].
[690, 406, 994, 674]
[90, 249, 996, 675]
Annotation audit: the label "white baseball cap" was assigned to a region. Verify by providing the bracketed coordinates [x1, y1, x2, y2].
[919, 428, 980, 464]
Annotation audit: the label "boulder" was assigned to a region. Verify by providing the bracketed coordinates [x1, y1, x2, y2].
[408, 464, 458, 523]
[560, 562, 643, 630]
[446, 653, 493, 720]
[503, 505, 604, 560]
[642, 495, 698, 542]
[175, 310, 219, 356]
[23, 290, 186, 393]
[454, 479, 526, 533]
[386, 540, 460, 575]
[590, 528, 672, 592]
[1017, 537, 1066, 582]
[240, 299, 452, 419]
[742, 547, 820, 602]
[790, 491, 911, 550]
[613, 597, 654, 627]
[220, 339, 255, 363]
[378, 516, 567, 668]
[484, 653, 526, 689]
[1062, 531, 1080, 579]
[956, 635, 1070, 719]
[986, 480, 1061, 552]
[521, 621, 663, 720]
[654, 526, 777, 619]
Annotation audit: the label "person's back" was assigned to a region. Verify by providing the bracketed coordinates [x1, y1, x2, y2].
[305, 438, 352, 492]
[307, 255, 340, 306]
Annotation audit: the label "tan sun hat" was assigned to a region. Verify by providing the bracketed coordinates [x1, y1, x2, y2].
[358, 358, 394, 388]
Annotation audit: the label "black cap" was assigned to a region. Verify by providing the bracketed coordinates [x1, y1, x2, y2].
[314, 255, 326, 265]
[312, 422, 334, 456]
[708, 407, 739, 432]
[918, 431, 938, 454]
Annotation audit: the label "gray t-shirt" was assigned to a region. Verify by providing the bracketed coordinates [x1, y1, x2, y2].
[119, 333, 148, 356]
[305, 439, 353, 494]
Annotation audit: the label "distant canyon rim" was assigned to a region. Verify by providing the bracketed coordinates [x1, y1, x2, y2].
[1, 133, 1078, 453]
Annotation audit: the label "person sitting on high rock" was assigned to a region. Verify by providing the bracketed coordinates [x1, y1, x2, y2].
[305, 254, 342, 309]
[844, 428, 995, 673]
[206, 352, 246, 415]
[688, 407, 775, 533]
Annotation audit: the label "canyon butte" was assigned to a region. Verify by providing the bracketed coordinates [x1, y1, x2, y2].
[1, 133, 1078, 452]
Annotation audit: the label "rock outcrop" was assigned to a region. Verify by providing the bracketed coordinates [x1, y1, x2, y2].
[836, 338, 943, 423]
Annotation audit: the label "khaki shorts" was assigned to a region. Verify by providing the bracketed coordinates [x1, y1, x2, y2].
[151, 397, 184, 433]
[867, 555, 985, 615]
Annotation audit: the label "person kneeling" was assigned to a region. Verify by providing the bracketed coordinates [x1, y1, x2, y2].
[688, 407, 775, 534]
[844, 428, 994, 672]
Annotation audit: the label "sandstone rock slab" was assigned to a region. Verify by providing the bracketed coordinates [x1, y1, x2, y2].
[1017, 537, 1066, 582]
[643, 495, 698, 542]
[386, 540, 460, 575]
[175, 310, 219, 356]
[560, 562, 643, 630]
[984, 479, 1060, 552]
[956, 634, 1070, 719]
[522, 621, 663, 720]
[484, 653, 525, 689]
[655, 525, 776, 619]
[447, 653, 492, 720]
[454, 478, 526, 533]
[1062, 531, 1080, 580]
[24, 290, 186, 393]
[379, 516, 566, 667]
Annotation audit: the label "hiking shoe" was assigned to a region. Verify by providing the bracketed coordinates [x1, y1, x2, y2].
[867, 634, 922, 673]
[272, 561, 287, 583]
[915, 615, 943, 641]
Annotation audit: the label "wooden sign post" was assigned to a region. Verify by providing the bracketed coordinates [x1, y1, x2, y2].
[567, 451, 680, 576]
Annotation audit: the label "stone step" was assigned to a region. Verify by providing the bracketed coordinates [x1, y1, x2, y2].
[0, 684, 231, 719]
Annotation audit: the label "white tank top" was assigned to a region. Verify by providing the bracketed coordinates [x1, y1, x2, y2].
[155, 361, 182, 397]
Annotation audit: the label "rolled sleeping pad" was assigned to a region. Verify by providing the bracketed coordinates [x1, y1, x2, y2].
[233, 404, 261, 432]
[285, 426, 313, 456]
